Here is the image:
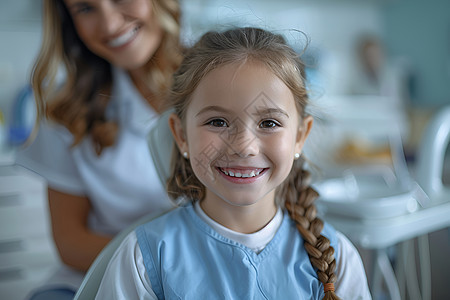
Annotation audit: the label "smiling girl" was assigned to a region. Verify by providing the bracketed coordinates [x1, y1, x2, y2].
[96, 27, 372, 299]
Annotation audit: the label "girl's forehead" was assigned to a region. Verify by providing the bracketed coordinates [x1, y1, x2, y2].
[189, 61, 297, 114]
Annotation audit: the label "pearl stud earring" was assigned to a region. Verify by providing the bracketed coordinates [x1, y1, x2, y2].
[183, 152, 189, 159]
[294, 153, 300, 160]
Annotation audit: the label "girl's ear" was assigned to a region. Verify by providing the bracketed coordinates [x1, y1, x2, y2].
[294, 115, 313, 154]
[168, 113, 188, 155]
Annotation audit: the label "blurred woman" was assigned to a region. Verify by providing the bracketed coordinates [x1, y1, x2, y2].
[16, 0, 182, 298]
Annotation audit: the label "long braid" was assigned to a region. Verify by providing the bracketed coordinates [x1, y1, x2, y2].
[280, 158, 341, 300]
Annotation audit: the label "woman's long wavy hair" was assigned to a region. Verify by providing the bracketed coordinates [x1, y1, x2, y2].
[167, 27, 340, 300]
[31, 0, 182, 154]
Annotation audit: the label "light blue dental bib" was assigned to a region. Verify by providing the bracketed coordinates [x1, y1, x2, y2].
[136, 205, 338, 300]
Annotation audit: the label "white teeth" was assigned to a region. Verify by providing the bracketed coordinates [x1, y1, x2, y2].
[220, 168, 262, 178]
[108, 27, 138, 47]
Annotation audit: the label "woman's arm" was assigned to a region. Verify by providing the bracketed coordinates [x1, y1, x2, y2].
[48, 188, 112, 272]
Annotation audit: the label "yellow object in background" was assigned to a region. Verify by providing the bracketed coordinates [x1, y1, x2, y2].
[336, 138, 392, 165]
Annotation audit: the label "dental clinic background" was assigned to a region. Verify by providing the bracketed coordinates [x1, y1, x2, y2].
[1, 0, 449, 299]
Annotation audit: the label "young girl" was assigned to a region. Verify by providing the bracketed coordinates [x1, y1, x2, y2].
[96, 27, 371, 299]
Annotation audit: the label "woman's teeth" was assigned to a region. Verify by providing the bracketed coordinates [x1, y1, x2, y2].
[220, 169, 262, 178]
[108, 27, 139, 47]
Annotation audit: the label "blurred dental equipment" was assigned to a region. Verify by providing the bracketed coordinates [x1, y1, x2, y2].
[306, 95, 450, 300]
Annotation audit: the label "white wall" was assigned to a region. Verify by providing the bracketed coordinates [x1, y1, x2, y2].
[181, 0, 382, 96]
[0, 1, 41, 126]
[383, 0, 450, 107]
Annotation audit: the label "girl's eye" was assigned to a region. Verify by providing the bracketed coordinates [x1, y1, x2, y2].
[259, 120, 280, 129]
[207, 119, 228, 127]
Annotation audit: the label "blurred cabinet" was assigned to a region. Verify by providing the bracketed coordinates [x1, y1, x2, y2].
[0, 164, 59, 300]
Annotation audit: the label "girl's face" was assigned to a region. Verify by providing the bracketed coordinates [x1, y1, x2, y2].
[171, 61, 312, 219]
[63, 0, 163, 70]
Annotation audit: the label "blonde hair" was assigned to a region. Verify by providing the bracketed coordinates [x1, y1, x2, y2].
[167, 27, 340, 300]
[31, 0, 182, 154]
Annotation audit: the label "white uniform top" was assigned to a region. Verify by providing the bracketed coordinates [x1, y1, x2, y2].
[96, 202, 372, 300]
[15, 68, 175, 290]
[16, 68, 174, 236]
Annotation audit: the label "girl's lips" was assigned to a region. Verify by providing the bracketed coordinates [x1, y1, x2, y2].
[218, 167, 265, 178]
[108, 26, 140, 48]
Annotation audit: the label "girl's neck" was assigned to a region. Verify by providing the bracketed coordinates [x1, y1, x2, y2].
[128, 67, 163, 113]
[199, 198, 277, 234]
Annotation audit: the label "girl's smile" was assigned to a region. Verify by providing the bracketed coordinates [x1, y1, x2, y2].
[218, 167, 265, 178]
[216, 167, 268, 184]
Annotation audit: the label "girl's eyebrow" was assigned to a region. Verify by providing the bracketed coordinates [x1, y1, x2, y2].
[252, 107, 289, 118]
[195, 106, 230, 117]
[195, 106, 290, 118]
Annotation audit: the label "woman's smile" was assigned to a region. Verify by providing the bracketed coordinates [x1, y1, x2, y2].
[65, 0, 163, 70]
[107, 25, 141, 48]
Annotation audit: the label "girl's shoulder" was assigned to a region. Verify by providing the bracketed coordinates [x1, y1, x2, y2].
[323, 221, 339, 247]
[334, 231, 373, 299]
[135, 206, 191, 235]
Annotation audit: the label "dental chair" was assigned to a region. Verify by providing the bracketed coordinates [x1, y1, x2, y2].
[416, 106, 450, 204]
[73, 111, 174, 300]
[315, 105, 450, 300]
[73, 210, 167, 300]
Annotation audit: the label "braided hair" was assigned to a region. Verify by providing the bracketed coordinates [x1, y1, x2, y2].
[280, 157, 339, 299]
[167, 27, 340, 299]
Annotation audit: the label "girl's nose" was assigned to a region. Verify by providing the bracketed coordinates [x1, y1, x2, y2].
[226, 126, 259, 158]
